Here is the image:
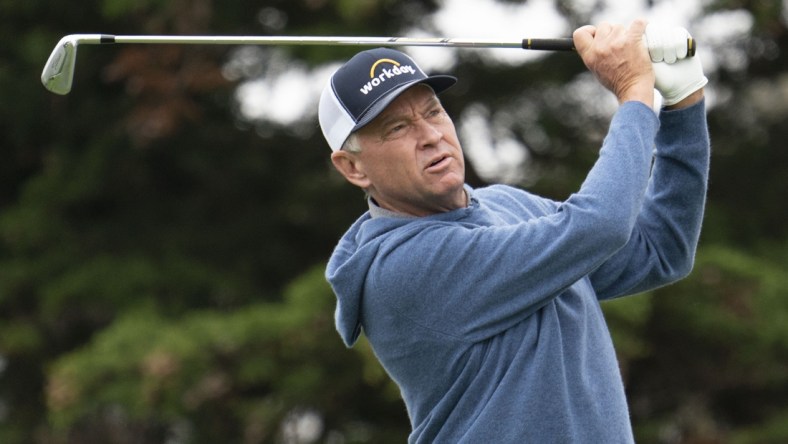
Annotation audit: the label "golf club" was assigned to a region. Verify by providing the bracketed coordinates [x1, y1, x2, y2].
[41, 33, 696, 95]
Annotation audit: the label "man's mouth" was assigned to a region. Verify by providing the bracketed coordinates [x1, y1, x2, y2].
[427, 155, 449, 170]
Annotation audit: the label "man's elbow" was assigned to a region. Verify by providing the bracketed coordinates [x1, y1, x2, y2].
[663, 251, 697, 283]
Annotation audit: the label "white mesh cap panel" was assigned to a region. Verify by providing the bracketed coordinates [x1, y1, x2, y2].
[318, 79, 356, 152]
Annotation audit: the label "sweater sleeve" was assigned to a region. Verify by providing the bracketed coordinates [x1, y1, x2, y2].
[365, 102, 659, 341]
[590, 99, 710, 298]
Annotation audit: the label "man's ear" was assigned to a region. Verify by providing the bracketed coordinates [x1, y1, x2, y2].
[331, 151, 370, 189]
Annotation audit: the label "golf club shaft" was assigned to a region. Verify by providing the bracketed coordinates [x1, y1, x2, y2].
[54, 33, 697, 53]
[41, 33, 696, 95]
[71, 34, 578, 50]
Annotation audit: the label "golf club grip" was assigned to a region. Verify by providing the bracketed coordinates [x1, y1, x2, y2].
[523, 38, 575, 52]
[522, 37, 697, 57]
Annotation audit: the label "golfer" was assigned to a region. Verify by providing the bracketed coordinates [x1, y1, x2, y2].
[318, 19, 709, 443]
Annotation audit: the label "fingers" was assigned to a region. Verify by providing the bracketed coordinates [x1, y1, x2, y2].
[572, 24, 597, 55]
[573, 19, 655, 106]
[674, 27, 689, 59]
[596, 22, 614, 38]
[628, 19, 648, 43]
[574, 20, 648, 58]
[645, 23, 691, 63]
[579, 19, 693, 65]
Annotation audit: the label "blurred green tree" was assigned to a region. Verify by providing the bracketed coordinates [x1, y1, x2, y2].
[0, 0, 786, 442]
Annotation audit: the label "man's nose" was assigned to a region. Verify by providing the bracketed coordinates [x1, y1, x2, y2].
[415, 119, 443, 147]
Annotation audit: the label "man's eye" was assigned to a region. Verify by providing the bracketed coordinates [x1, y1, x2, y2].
[386, 124, 407, 136]
[427, 108, 444, 119]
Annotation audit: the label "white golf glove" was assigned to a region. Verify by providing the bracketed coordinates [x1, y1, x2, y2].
[645, 24, 708, 106]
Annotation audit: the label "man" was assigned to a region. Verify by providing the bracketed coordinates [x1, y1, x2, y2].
[318, 19, 709, 443]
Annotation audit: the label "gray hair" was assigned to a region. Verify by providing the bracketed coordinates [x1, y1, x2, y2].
[341, 132, 362, 153]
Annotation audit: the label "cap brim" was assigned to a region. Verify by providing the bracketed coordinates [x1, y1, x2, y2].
[352, 75, 457, 131]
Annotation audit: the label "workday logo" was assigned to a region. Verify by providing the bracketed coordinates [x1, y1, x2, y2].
[359, 58, 417, 95]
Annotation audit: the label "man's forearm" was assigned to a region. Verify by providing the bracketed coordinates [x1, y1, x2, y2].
[590, 98, 710, 298]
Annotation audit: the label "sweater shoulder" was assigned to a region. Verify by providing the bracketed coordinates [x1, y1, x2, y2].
[474, 184, 558, 217]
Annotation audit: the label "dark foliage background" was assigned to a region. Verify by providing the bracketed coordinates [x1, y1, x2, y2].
[1, 0, 786, 442]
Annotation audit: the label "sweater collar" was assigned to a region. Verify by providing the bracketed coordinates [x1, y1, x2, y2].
[367, 185, 474, 219]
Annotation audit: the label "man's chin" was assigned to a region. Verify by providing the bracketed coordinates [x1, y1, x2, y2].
[439, 171, 465, 191]
[433, 177, 467, 208]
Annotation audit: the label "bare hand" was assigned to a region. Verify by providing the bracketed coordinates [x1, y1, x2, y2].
[573, 20, 655, 107]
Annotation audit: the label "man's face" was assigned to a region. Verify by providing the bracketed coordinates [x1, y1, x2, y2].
[333, 85, 466, 217]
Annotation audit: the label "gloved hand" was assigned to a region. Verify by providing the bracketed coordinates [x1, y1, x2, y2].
[645, 24, 708, 106]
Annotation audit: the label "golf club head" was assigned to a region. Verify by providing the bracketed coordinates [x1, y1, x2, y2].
[41, 36, 79, 95]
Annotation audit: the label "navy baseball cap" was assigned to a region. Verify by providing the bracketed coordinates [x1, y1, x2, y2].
[318, 47, 457, 151]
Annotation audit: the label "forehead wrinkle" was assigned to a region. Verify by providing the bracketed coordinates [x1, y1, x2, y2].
[369, 87, 440, 131]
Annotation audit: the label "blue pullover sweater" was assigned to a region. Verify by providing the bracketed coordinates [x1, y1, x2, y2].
[326, 100, 710, 443]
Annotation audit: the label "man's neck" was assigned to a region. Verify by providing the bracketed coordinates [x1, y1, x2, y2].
[368, 189, 469, 219]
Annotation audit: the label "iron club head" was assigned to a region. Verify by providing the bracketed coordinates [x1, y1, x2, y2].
[41, 36, 79, 95]
[41, 34, 110, 95]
